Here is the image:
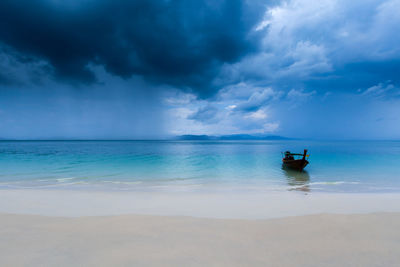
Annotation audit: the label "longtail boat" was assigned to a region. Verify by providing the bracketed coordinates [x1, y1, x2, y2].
[282, 149, 309, 171]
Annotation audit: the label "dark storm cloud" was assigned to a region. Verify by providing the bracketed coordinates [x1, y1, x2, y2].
[0, 0, 264, 95]
[303, 60, 400, 93]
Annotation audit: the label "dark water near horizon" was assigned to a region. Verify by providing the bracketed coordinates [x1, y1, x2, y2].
[1, 140, 400, 193]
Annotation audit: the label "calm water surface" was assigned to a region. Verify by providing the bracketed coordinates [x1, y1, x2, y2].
[1, 140, 399, 193]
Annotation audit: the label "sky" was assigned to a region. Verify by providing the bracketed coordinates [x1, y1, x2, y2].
[0, 0, 399, 139]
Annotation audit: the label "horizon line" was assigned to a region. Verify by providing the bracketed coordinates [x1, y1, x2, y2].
[1, 138, 399, 142]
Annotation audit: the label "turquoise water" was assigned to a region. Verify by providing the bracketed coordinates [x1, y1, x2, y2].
[1, 140, 400, 193]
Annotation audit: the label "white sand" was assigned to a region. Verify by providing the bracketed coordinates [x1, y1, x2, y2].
[1, 189, 400, 266]
[1, 212, 399, 267]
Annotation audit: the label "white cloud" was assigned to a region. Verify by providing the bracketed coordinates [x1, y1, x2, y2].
[263, 122, 279, 132]
[162, 90, 197, 106]
[164, 83, 282, 136]
[362, 82, 400, 99]
[283, 41, 332, 77]
[235, 87, 278, 111]
[245, 109, 268, 120]
[287, 89, 316, 100]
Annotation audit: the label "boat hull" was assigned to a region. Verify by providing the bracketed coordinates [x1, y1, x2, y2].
[282, 159, 309, 171]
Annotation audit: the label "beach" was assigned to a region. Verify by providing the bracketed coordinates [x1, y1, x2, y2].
[1, 189, 400, 266]
[1, 140, 400, 266]
[1, 212, 399, 267]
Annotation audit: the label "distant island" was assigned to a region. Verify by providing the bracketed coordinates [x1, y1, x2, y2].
[175, 134, 292, 140]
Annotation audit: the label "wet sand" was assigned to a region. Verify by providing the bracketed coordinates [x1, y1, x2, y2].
[1, 189, 400, 218]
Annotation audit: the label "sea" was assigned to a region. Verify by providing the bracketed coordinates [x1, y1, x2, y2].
[1, 140, 400, 193]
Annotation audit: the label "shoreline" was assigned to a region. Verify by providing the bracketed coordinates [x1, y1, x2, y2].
[1, 212, 399, 266]
[1, 188, 400, 219]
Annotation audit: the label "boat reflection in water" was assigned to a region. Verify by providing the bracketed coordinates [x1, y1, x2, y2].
[282, 166, 311, 192]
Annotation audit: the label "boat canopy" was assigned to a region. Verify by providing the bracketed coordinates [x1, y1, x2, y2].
[281, 151, 310, 157]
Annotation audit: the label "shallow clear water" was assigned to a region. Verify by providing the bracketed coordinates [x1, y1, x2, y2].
[0, 140, 400, 193]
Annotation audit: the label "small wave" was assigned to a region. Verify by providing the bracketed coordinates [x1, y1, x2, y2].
[309, 181, 360, 186]
[101, 181, 142, 185]
[55, 177, 76, 182]
[0, 181, 90, 189]
[42, 181, 90, 187]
